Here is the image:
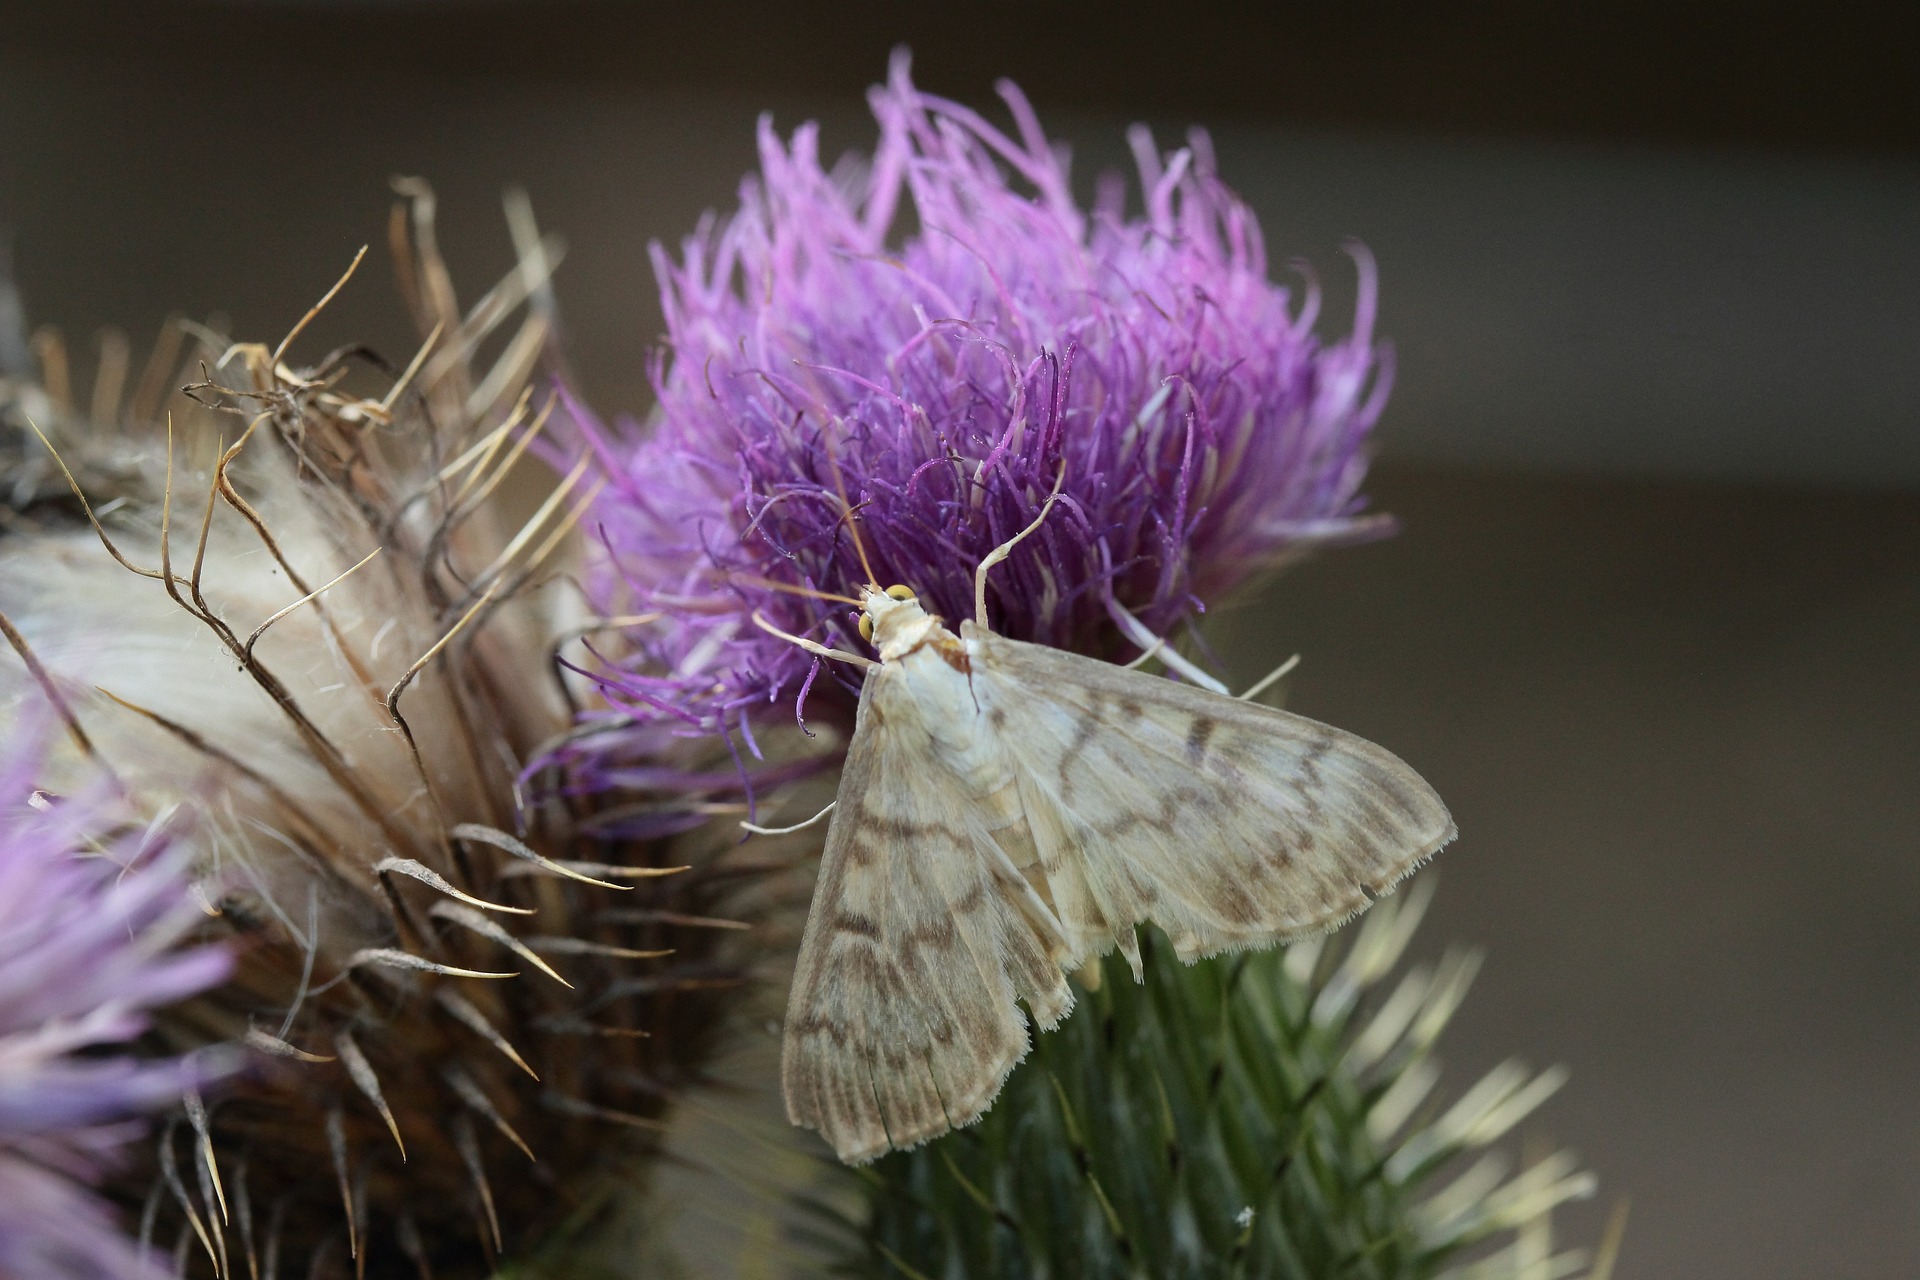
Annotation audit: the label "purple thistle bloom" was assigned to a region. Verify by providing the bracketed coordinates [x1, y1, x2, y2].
[0, 724, 231, 1280]
[575, 53, 1392, 747]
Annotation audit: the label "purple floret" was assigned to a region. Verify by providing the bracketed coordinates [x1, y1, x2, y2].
[0, 725, 230, 1280]
[573, 52, 1393, 751]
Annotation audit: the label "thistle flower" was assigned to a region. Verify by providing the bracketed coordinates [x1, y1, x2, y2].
[573, 52, 1392, 747]
[0, 722, 230, 1280]
[0, 188, 779, 1278]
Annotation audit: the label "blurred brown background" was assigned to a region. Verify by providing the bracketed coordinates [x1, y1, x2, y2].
[2, 2, 1915, 1273]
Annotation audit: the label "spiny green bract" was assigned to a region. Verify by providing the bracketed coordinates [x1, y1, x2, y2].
[815, 884, 1601, 1280]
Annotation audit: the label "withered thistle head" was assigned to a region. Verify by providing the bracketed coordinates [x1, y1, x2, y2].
[0, 187, 782, 1278]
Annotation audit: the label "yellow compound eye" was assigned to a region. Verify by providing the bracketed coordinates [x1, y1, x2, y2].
[858, 614, 874, 642]
[884, 584, 916, 601]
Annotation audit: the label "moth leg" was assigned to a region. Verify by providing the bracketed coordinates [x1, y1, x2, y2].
[1121, 635, 1165, 670]
[751, 610, 876, 670]
[1238, 653, 1301, 702]
[973, 470, 1067, 627]
[740, 800, 837, 836]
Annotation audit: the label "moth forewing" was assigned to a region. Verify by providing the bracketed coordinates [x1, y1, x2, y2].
[780, 658, 1074, 1165]
[964, 623, 1455, 960]
[778, 589, 1453, 1165]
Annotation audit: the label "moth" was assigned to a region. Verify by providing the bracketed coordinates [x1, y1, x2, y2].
[754, 508, 1454, 1165]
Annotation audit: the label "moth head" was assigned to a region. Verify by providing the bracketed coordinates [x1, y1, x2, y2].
[858, 584, 930, 652]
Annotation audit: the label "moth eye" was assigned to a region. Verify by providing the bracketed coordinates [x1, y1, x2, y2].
[858, 614, 874, 642]
[885, 584, 916, 601]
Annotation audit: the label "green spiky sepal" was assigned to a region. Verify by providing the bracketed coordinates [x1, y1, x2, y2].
[815, 883, 1599, 1280]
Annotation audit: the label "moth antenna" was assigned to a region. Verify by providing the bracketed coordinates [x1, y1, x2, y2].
[974, 463, 1069, 629]
[844, 499, 879, 590]
[751, 609, 877, 670]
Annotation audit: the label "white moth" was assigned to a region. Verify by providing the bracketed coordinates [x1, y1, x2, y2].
[755, 512, 1454, 1165]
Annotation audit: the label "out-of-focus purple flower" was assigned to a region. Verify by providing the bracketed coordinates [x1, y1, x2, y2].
[0, 724, 230, 1280]
[574, 52, 1393, 745]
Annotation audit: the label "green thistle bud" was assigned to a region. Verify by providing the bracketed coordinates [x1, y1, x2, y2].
[824, 882, 1603, 1280]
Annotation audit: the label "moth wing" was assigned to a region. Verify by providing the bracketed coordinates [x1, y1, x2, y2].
[967, 625, 1455, 967]
[780, 664, 1073, 1165]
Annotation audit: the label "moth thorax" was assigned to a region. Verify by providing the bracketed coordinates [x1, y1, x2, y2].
[862, 585, 942, 659]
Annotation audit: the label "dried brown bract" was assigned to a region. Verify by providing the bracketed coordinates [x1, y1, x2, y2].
[0, 184, 806, 1279]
